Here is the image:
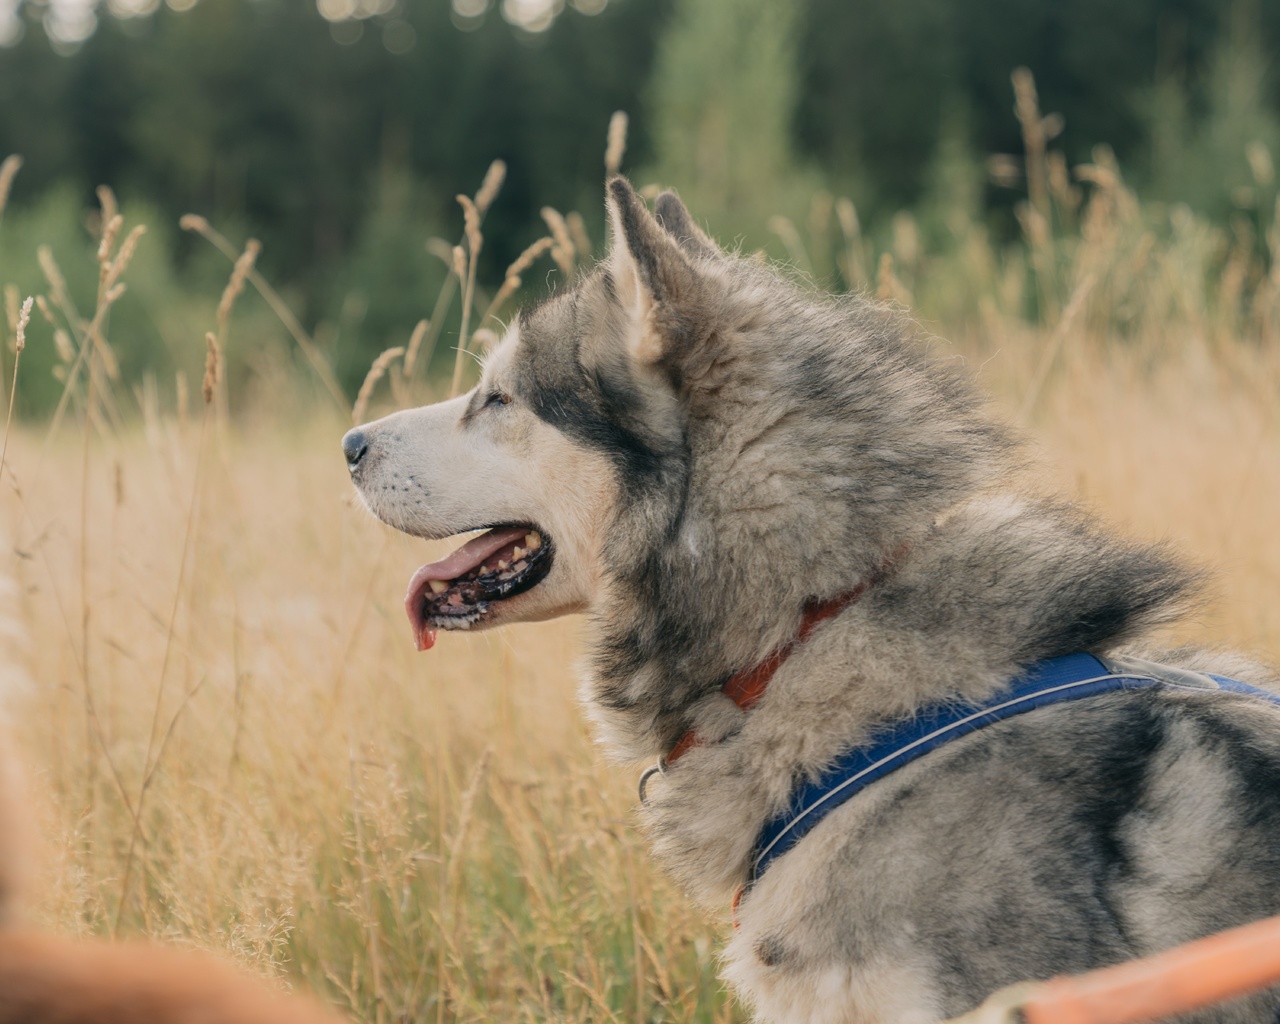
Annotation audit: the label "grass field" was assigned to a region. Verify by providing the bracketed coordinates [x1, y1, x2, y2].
[1, 109, 1279, 1022]
[0, 327, 1275, 1024]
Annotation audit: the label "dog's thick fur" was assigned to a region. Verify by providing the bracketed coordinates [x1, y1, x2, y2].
[348, 178, 1280, 1023]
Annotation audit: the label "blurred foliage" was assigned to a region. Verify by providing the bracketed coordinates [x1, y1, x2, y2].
[645, 0, 819, 238]
[0, 0, 1278, 408]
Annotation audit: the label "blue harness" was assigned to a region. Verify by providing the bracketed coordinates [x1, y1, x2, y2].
[750, 652, 1280, 887]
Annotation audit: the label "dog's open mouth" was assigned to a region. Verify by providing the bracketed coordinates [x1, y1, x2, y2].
[403, 525, 554, 651]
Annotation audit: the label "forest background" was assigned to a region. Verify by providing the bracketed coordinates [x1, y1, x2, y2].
[2, 0, 1279, 411]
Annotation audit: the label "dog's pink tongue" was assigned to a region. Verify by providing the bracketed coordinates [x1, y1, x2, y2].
[404, 526, 530, 652]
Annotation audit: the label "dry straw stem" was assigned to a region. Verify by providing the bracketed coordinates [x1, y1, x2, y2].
[567, 211, 593, 258]
[1011, 67, 1062, 321]
[96, 213, 124, 272]
[1019, 272, 1098, 422]
[458, 195, 482, 261]
[450, 196, 484, 398]
[37, 245, 73, 319]
[474, 159, 507, 216]
[875, 252, 911, 306]
[202, 332, 222, 405]
[38, 230, 125, 447]
[352, 346, 406, 425]
[836, 197, 868, 288]
[471, 327, 498, 352]
[0, 154, 21, 222]
[0, 296, 31, 487]
[103, 226, 147, 297]
[541, 206, 576, 278]
[481, 235, 554, 325]
[404, 242, 464, 385]
[768, 215, 813, 277]
[605, 110, 628, 175]
[400, 318, 430, 380]
[411, 166, 509, 396]
[3, 285, 18, 335]
[180, 214, 348, 411]
[217, 238, 262, 330]
[96, 183, 118, 228]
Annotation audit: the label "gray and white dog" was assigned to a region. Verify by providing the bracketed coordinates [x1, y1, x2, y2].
[344, 178, 1280, 1024]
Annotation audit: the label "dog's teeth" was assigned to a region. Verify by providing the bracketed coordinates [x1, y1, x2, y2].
[514, 559, 528, 572]
[498, 560, 509, 570]
[480, 564, 491, 574]
[513, 546, 527, 559]
[525, 532, 542, 551]
[428, 579, 448, 595]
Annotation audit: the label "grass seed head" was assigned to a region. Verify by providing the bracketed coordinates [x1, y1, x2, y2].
[0, 155, 21, 219]
[475, 160, 506, 215]
[401, 318, 430, 379]
[541, 207, 575, 277]
[457, 194, 482, 259]
[104, 224, 147, 292]
[96, 185, 118, 229]
[605, 110, 628, 175]
[97, 213, 124, 268]
[217, 238, 262, 329]
[567, 211, 593, 257]
[14, 296, 31, 353]
[505, 236, 555, 280]
[352, 346, 406, 425]
[36, 246, 69, 308]
[202, 332, 221, 405]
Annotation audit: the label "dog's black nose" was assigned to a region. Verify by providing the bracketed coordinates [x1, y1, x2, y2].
[342, 428, 369, 470]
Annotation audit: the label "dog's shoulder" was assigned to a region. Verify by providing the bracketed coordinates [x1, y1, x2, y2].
[734, 681, 1280, 1018]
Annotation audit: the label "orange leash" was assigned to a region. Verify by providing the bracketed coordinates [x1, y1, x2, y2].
[951, 914, 1280, 1024]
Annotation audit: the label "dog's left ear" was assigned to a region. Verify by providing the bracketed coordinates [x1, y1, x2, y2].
[605, 176, 702, 366]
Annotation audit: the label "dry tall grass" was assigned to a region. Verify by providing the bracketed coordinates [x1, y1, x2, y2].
[0, 81, 1278, 1024]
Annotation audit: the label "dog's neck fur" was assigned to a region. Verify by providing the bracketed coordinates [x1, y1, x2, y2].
[584, 490, 1199, 903]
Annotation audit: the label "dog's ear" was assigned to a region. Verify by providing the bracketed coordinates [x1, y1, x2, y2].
[653, 189, 719, 259]
[605, 176, 701, 366]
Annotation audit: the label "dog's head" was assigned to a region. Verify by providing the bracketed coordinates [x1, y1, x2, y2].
[343, 179, 718, 649]
[346, 178, 1010, 668]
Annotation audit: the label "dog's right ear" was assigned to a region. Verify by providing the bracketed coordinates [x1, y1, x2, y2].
[653, 190, 719, 259]
[605, 176, 702, 367]
[652, 190, 720, 260]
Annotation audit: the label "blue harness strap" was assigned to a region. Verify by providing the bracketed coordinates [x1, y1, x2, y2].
[749, 652, 1280, 886]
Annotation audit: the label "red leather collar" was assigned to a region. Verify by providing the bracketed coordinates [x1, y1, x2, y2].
[665, 555, 900, 765]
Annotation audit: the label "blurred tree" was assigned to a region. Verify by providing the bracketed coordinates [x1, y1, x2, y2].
[1141, 0, 1280, 225]
[795, 0, 1280, 213]
[1, 0, 1279, 403]
[646, 0, 818, 239]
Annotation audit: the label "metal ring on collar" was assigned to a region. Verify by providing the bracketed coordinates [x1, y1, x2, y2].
[638, 758, 667, 804]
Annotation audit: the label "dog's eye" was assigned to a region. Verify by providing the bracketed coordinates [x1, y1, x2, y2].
[484, 390, 512, 409]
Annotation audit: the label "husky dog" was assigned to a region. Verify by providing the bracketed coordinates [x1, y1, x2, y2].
[344, 178, 1280, 1024]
